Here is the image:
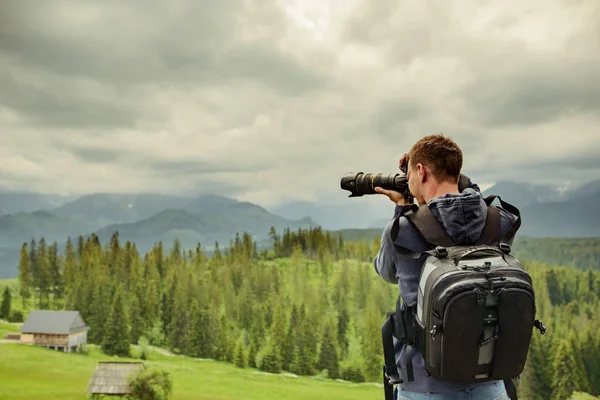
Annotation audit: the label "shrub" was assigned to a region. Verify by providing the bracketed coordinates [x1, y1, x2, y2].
[10, 310, 23, 323]
[127, 365, 173, 400]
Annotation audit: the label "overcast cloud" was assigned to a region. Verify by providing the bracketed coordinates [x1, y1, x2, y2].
[1, 0, 599, 206]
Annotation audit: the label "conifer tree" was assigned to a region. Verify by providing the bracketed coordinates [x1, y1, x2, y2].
[552, 339, 584, 400]
[269, 303, 287, 355]
[140, 258, 160, 330]
[37, 238, 51, 308]
[88, 282, 109, 344]
[168, 277, 191, 354]
[281, 305, 297, 371]
[580, 328, 600, 396]
[360, 296, 383, 382]
[318, 319, 340, 379]
[234, 335, 248, 368]
[214, 314, 234, 363]
[48, 242, 61, 307]
[337, 300, 349, 359]
[160, 292, 170, 337]
[130, 293, 145, 344]
[18, 243, 31, 309]
[291, 305, 316, 376]
[102, 285, 131, 357]
[190, 306, 217, 359]
[247, 340, 258, 368]
[62, 238, 77, 309]
[547, 270, 563, 305]
[339, 321, 366, 382]
[0, 287, 11, 320]
[29, 238, 38, 306]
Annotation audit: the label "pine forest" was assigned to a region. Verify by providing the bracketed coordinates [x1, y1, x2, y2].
[2, 227, 600, 400]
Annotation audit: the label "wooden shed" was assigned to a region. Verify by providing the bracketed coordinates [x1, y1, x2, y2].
[19, 310, 89, 352]
[87, 361, 145, 397]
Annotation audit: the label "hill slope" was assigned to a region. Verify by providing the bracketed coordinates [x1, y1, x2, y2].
[0, 342, 381, 400]
[93, 195, 315, 252]
[0, 191, 74, 215]
[517, 194, 600, 237]
[52, 193, 191, 229]
[0, 210, 93, 248]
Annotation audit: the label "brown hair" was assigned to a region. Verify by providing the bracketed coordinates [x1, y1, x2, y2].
[407, 133, 463, 183]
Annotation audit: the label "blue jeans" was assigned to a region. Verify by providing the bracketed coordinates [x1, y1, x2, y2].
[394, 381, 510, 400]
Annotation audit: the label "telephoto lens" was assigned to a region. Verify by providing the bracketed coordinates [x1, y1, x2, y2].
[340, 172, 412, 200]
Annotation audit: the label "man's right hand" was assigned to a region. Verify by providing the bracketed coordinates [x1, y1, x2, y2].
[374, 186, 411, 206]
[398, 152, 408, 173]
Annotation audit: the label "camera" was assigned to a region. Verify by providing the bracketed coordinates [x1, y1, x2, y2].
[340, 172, 414, 203]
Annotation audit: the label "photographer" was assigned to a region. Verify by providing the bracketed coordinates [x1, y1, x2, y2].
[373, 134, 518, 400]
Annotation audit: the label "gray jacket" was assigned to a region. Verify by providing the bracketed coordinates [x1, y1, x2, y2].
[373, 184, 518, 393]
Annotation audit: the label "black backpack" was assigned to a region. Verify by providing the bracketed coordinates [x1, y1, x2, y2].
[381, 195, 546, 400]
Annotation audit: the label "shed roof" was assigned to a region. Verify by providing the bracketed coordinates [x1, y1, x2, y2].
[20, 310, 89, 334]
[87, 362, 145, 394]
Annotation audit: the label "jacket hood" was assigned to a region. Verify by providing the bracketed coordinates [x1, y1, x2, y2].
[426, 188, 487, 244]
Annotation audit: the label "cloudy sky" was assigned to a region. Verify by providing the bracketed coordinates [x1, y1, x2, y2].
[1, 0, 599, 207]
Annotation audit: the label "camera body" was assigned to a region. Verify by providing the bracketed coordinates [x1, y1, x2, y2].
[340, 172, 414, 203]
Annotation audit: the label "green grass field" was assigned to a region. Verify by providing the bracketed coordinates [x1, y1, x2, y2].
[0, 323, 383, 400]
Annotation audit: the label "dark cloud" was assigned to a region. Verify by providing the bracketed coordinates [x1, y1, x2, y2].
[56, 140, 272, 175]
[515, 151, 600, 172]
[0, 0, 327, 130]
[0, 0, 237, 83]
[0, 57, 141, 128]
[60, 145, 128, 164]
[0, 0, 326, 90]
[462, 149, 600, 187]
[1, 0, 599, 205]
[460, 57, 600, 127]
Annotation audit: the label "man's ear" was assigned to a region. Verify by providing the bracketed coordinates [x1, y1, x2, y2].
[417, 163, 426, 182]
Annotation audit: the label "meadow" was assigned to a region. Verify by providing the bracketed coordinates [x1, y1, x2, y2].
[0, 331, 382, 400]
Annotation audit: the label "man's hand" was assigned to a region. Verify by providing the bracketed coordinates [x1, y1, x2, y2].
[398, 152, 408, 173]
[374, 187, 411, 206]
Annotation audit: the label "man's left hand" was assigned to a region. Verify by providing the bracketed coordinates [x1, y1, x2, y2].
[374, 186, 411, 206]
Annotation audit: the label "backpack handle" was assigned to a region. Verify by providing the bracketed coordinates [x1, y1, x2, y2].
[451, 246, 507, 265]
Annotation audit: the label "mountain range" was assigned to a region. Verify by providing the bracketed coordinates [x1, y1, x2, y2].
[1, 178, 599, 278]
[270, 178, 600, 233]
[0, 192, 314, 278]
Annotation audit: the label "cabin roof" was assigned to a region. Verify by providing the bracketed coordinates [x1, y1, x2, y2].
[87, 362, 145, 394]
[20, 310, 89, 334]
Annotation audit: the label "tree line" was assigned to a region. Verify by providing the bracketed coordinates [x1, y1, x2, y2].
[513, 237, 600, 271]
[3, 226, 600, 400]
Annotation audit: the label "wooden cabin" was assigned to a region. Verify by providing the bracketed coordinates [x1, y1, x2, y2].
[19, 310, 89, 352]
[87, 361, 145, 398]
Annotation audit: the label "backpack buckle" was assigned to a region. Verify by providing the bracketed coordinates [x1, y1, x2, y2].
[499, 243, 511, 254]
[430, 325, 438, 340]
[435, 246, 448, 258]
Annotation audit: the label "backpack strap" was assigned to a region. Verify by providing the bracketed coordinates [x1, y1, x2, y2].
[475, 206, 501, 245]
[504, 378, 518, 400]
[389, 205, 441, 260]
[482, 195, 521, 245]
[390, 195, 522, 258]
[382, 312, 403, 400]
[405, 206, 455, 248]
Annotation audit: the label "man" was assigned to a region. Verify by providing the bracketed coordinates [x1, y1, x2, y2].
[373, 134, 517, 400]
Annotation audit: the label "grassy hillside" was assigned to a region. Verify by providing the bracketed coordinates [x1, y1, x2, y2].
[0, 339, 381, 400]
